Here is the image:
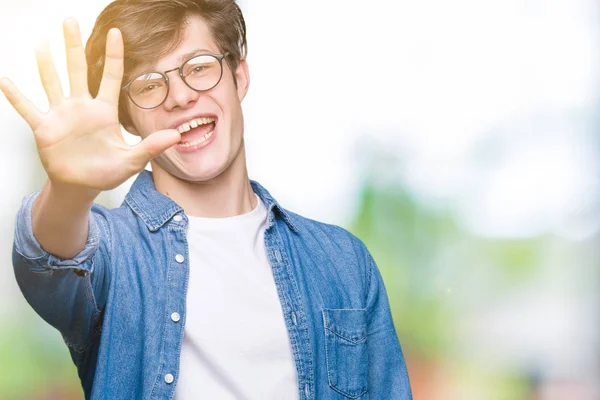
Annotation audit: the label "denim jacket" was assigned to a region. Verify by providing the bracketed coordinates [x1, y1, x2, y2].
[12, 170, 412, 400]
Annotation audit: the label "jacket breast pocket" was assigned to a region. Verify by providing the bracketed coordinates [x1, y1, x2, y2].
[322, 308, 369, 399]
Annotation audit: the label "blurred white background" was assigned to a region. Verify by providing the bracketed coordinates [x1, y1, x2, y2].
[0, 0, 598, 399]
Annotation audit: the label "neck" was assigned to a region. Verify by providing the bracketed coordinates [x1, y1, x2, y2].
[150, 144, 256, 218]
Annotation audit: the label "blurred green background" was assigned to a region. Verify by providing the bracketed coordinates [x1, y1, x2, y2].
[1, 0, 599, 399]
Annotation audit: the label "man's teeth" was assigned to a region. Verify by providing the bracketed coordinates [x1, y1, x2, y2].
[177, 117, 215, 134]
[178, 129, 214, 147]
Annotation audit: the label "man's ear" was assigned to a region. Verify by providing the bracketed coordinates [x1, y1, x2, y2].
[235, 58, 250, 102]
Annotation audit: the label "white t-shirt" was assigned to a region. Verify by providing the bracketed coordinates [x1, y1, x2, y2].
[174, 193, 299, 400]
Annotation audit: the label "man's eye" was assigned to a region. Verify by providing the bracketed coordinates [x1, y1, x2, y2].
[191, 66, 206, 74]
[140, 84, 159, 94]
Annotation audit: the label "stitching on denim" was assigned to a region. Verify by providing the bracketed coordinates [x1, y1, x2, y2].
[266, 230, 303, 383]
[329, 383, 368, 399]
[61, 251, 103, 353]
[324, 329, 369, 399]
[29, 266, 53, 275]
[81, 211, 112, 352]
[323, 308, 368, 342]
[84, 262, 101, 341]
[277, 206, 301, 233]
[14, 245, 47, 262]
[323, 309, 369, 398]
[125, 193, 154, 229]
[149, 226, 172, 399]
[271, 222, 313, 392]
[323, 318, 368, 399]
[323, 310, 335, 392]
[125, 189, 182, 232]
[324, 326, 368, 344]
[168, 223, 188, 399]
[99, 212, 113, 290]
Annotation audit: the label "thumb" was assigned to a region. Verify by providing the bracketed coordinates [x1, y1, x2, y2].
[129, 129, 181, 169]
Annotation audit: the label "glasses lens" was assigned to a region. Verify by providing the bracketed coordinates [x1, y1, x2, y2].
[182, 55, 222, 91]
[128, 72, 168, 109]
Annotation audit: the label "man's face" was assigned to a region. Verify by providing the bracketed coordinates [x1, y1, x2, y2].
[124, 14, 249, 182]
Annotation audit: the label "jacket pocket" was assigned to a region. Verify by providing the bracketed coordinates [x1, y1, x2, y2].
[322, 308, 368, 398]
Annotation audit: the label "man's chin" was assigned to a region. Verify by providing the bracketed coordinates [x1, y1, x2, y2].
[160, 163, 223, 184]
[151, 149, 237, 185]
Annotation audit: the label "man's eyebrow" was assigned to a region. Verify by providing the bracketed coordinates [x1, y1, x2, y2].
[130, 48, 216, 77]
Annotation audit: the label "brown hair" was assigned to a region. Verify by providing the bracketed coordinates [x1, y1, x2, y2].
[85, 0, 247, 126]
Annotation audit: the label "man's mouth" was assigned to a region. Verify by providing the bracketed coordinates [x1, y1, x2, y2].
[175, 117, 217, 147]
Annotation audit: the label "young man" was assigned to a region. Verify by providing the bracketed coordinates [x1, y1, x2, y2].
[2, 0, 412, 399]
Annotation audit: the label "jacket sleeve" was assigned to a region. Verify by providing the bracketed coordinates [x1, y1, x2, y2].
[365, 251, 413, 399]
[12, 191, 111, 353]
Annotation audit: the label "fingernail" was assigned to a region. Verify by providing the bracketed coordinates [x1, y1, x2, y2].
[64, 18, 79, 31]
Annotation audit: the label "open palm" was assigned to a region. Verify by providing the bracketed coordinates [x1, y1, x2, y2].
[0, 19, 180, 192]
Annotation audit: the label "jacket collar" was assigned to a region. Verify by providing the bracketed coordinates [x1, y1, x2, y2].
[124, 170, 299, 233]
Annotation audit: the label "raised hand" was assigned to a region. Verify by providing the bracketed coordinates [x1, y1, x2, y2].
[0, 18, 180, 193]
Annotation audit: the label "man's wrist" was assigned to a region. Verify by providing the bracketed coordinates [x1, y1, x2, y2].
[46, 179, 101, 206]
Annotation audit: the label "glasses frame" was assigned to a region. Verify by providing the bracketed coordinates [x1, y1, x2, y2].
[121, 52, 230, 110]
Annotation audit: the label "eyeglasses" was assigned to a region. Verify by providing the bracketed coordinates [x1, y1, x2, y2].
[122, 52, 230, 109]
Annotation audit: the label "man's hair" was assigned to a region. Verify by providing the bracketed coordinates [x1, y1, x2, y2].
[85, 0, 247, 126]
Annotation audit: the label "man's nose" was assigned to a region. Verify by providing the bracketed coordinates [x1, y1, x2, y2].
[162, 70, 200, 110]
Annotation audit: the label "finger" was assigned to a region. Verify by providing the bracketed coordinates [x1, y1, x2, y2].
[36, 42, 64, 106]
[0, 78, 43, 130]
[97, 28, 124, 104]
[128, 129, 181, 169]
[63, 18, 89, 97]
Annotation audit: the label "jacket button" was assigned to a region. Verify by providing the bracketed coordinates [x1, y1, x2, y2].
[164, 374, 174, 384]
[291, 311, 297, 325]
[173, 214, 183, 222]
[171, 312, 181, 322]
[175, 254, 185, 263]
[304, 383, 310, 398]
